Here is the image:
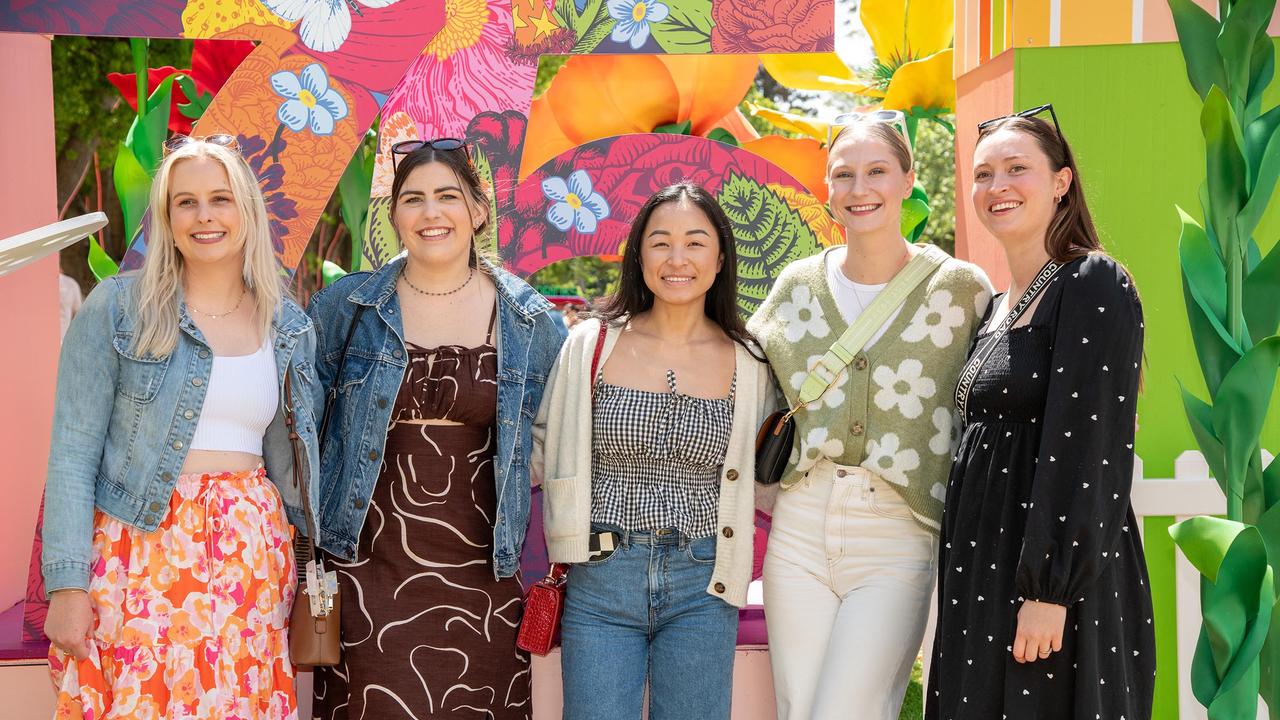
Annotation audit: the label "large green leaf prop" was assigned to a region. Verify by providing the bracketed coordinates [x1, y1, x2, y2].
[1168, 0, 1280, 715]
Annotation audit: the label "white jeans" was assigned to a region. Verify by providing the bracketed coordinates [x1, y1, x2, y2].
[763, 460, 937, 720]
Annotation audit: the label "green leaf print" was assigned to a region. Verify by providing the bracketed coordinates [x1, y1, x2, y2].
[363, 196, 398, 271]
[471, 148, 499, 259]
[717, 172, 822, 320]
[651, 0, 714, 53]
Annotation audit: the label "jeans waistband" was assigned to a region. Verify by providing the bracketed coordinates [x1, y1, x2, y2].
[590, 523, 705, 549]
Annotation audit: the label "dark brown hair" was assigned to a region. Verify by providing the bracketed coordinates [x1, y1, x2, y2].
[595, 183, 757, 353]
[390, 145, 492, 268]
[976, 115, 1101, 263]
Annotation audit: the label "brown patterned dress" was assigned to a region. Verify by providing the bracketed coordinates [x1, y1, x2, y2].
[312, 307, 531, 719]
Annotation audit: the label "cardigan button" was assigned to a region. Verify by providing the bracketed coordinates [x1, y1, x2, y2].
[725, 469, 738, 481]
[713, 582, 726, 594]
[851, 422, 864, 436]
[722, 527, 734, 539]
[854, 356, 868, 371]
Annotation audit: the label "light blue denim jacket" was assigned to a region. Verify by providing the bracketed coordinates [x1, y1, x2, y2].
[42, 273, 323, 595]
[306, 255, 566, 577]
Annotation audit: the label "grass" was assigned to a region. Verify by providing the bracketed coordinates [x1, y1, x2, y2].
[898, 659, 924, 719]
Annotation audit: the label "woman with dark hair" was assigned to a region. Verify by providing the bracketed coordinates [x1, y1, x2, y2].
[307, 140, 566, 719]
[926, 108, 1155, 719]
[534, 183, 776, 719]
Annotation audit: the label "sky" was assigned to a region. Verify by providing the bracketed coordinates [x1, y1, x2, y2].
[835, 0, 874, 69]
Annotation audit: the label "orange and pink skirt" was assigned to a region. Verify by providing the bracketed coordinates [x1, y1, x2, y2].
[49, 467, 298, 719]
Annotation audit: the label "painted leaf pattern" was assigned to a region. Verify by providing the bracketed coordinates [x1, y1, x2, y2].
[718, 172, 822, 319]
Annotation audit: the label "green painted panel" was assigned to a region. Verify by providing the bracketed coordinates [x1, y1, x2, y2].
[1011, 40, 1280, 720]
[1013, 41, 1280, 480]
[1143, 515, 1181, 720]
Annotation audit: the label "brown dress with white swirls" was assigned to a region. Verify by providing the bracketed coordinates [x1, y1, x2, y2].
[312, 307, 531, 719]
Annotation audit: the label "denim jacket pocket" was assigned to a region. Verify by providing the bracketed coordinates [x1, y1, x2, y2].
[111, 332, 171, 403]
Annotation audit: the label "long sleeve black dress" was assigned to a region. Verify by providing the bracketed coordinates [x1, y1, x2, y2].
[926, 254, 1156, 719]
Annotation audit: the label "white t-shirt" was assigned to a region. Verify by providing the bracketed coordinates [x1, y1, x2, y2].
[824, 246, 903, 348]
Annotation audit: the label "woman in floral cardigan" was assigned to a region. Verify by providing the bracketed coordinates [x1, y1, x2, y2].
[747, 116, 991, 719]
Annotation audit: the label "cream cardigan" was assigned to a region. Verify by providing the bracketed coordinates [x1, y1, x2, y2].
[533, 317, 776, 608]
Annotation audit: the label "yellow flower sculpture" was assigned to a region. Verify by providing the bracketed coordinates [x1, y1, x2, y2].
[760, 0, 955, 117]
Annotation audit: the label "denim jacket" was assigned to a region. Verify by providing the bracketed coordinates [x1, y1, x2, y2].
[42, 273, 323, 595]
[307, 255, 566, 577]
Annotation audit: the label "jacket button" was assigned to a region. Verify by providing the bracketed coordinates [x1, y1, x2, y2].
[192, 377, 203, 387]
[354, 498, 365, 509]
[851, 422, 864, 436]
[393, 349, 403, 359]
[368, 450, 378, 461]
[162, 472, 173, 482]
[722, 527, 733, 539]
[198, 349, 210, 359]
[172, 440, 183, 450]
[377, 398, 387, 409]
[149, 501, 163, 512]
[183, 410, 194, 420]
[725, 469, 738, 481]
[713, 582, 726, 593]
[144, 515, 156, 525]
[854, 356, 868, 371]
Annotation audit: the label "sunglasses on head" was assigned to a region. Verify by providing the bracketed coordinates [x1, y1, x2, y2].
[978, 103, 1066, 146]
[390, 138, 468, 171]
[163, 133, 240, 156]
[827, 109, 909, 146]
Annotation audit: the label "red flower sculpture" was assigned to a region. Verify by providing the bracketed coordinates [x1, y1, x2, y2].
[710, 0, 835, 53]
[106, 40, 254, 134]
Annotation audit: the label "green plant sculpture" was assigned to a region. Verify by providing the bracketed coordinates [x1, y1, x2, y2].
[1166, 0, 1280, 717]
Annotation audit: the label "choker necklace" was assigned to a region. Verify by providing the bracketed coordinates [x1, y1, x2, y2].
[401, 266, 474, 296]
[187, 288, 246, 319]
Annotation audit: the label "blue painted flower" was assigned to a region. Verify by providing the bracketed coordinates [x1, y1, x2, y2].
[270, 63, 349, 136]
[608, 0, 669, 49]
[543, 170, 610, 233]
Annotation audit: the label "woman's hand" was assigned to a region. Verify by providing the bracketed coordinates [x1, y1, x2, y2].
[1012, 599, 1065, 663]
[45, 589, 94, 660]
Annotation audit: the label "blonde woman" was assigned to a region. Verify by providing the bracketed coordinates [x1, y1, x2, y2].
[42, 135, 321, 718]
[748, 115, 992, 719]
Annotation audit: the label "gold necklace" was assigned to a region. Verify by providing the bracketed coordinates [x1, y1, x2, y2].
[187, 287, 247, 319]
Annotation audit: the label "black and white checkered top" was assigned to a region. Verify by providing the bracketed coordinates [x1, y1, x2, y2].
[590, 368, 735, 539]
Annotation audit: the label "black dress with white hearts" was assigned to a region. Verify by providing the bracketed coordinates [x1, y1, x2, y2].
[926, 254, 1156, 720]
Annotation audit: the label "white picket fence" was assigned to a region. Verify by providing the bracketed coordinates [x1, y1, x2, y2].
[1134, 450, 1276, 720]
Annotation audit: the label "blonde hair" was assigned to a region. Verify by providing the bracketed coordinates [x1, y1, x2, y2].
[828, 122, 915, 174]
[132, 140, 284, 357]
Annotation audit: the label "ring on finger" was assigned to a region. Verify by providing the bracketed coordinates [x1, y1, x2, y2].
[1038, 648, 1052, 657]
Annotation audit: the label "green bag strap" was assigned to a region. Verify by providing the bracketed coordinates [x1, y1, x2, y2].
[795, 245, 947, 408]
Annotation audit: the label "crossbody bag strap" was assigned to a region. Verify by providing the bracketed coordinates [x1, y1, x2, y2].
[795, 245, 948, 408]
[953, 259, 1063, 418]
[316, 303, 366, 451]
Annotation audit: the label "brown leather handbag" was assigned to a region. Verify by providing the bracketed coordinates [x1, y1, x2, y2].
[283, 370, 340, 667]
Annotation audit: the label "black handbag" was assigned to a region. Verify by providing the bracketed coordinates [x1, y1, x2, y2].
[754, 408, 797, 485]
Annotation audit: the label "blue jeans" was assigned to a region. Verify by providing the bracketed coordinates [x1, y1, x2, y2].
[561, 525, 739, 720]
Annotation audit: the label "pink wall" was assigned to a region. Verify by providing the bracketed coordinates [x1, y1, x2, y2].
[954, 49, 1014, 290]
[0, 33, 60, 613]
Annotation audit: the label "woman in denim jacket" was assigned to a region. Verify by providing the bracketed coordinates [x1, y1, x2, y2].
[42, 137, 322, 718]
[308, 141, 566, 719]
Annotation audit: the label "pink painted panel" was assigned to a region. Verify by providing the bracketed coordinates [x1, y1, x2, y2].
[0, 34, 60, 636]
[954, 49, 1014, 290]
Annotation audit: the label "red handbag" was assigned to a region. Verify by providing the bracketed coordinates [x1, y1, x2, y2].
[516, 321, 608, 656]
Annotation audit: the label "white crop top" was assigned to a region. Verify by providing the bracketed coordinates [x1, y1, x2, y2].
[189, 341, 279, 455]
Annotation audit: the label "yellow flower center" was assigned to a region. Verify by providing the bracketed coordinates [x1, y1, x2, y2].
[631, 2, 647, 21]
[298, 89, 318, 109]
[423, 0, 488, 60]
[566, 193, 583, 210]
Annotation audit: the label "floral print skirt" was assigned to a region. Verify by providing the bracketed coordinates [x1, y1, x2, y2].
[49, 467, 298, 719]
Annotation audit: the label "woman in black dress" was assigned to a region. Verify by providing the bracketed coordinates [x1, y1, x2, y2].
[927, 108, 1155, 719]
